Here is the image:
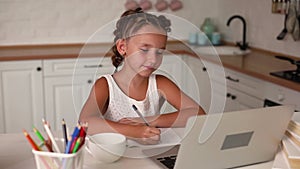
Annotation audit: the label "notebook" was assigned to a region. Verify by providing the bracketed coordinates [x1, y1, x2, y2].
[127, 128, 181, 148]
[143, 105, 294, 169]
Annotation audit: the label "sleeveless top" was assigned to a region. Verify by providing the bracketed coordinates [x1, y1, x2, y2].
[102, 74, 165, 122]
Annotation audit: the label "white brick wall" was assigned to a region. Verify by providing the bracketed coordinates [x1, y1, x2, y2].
[0, 0, 298, 58]
[0, 0, 217, 45]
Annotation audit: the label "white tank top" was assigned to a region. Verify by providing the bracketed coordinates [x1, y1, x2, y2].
[102, 74, 165, 122]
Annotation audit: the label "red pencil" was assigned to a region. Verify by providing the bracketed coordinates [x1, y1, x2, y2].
[79, 122, 88, 148]
[23, 129, 40, 151]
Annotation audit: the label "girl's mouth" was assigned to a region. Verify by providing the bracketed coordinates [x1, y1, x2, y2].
[143, 65, 156, 70]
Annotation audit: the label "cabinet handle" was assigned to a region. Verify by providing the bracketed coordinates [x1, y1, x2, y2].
[36, 67, 42, 71]
[202, 67, 207, 72]
[226, 76, 239, 82]
[226, 93, 231, 98]
[84, 64, 103, 68]
[231, 95, 237, 100]
[87, 80, 93, 84]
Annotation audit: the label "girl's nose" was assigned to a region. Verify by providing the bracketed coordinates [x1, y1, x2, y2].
[148, 50, 162, 64]
[148, 52, 157, 63]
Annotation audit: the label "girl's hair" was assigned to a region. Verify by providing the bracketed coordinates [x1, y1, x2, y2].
[111, 7, 171, 71]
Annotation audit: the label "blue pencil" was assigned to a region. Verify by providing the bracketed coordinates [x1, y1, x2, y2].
[65, 136, 72, 154]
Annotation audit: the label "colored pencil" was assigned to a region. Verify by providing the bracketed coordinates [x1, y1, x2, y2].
[33, 126, 53, 152]
[72, 138, 82, 153]
[42, 119, 61, 153]
[69, 125, 81, 153]
[33, 126, 44, 141]
[65, 136, 72, 154]
[78, 122, 88, 149]
[23, 129, 40, 151]
[62, 119, 68, 147]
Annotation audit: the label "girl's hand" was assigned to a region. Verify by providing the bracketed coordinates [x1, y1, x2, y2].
[130, 125, 161, 145]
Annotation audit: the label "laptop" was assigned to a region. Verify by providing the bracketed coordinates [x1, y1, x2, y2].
[142, 105, 294, 169]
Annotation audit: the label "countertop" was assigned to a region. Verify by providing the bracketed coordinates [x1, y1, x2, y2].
[0, 41, 299, 92]
[0, 129, 289, 169]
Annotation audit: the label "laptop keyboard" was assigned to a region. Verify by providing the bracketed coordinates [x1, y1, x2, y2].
[157, 155, 177, 169]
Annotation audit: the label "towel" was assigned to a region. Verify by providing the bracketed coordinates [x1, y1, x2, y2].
[292, 0, 300, 40]
[292, 16, 299, 40]
[286, 0, 297, 33]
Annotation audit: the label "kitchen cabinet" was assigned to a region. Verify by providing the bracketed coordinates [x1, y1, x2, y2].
[43, 54, 185, 129]
[182, 55, 213, 113]
[264, 81, 300, 111]
[0, 60, 44, 133]
[43, 57, 115, 130]
[1, 52, 298, 133]
[224, 68, 265, 112]
[183, 56, 230, 113]
[154, 54, 184, 113]
[157, 54, 184, 88]
[184, 56, 264, 113]
[225, 87, 264, 112]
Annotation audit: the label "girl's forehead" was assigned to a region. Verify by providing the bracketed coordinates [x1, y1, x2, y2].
[128, 33, 167, 49]
[131, 24, 166, 37]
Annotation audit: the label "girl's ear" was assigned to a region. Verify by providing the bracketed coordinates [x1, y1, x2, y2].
[116, 39, 127, 56]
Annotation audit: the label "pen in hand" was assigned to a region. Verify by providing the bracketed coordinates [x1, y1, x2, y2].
[132, 104, 150, 126]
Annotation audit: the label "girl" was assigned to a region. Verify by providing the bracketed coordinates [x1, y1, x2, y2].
[79, 8, 205, 145]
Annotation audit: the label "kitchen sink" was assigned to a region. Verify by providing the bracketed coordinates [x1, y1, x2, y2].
[193, 46, 251, 56]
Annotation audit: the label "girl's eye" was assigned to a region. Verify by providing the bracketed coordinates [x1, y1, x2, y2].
[140, 48, 149, 53]
[156, 49, 164, 55]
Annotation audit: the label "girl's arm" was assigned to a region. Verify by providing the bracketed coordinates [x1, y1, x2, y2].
[79, 77, 160, 144]
[149, 75, 206, 128]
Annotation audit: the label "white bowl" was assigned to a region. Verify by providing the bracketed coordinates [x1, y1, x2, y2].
[86, 133, 127, 163]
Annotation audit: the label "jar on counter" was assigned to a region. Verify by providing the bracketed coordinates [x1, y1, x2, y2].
[200, 18, 215, 42]
[211, 32, 221, 45]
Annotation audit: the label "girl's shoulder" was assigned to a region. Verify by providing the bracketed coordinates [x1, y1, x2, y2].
[155, 74, 173, 82]
[94, 76, 109, 94]
[95, 76, 109, 86]
[155, 74, 168, 81]
[155, 74, 178, 89]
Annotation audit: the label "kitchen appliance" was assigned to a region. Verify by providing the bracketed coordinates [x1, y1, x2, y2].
[270, 56, 300, 83]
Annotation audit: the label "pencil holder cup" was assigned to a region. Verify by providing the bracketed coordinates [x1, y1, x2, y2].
[32, 139, 85, 169]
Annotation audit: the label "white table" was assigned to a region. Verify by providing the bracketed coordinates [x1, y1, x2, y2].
[0, 131, 288, 169]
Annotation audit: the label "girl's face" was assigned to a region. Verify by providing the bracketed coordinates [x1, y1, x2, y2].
[120, 25, 167, 77]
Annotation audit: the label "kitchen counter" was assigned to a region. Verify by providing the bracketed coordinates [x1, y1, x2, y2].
[0, 130, 289, 169]
[0, 41, 299, 91]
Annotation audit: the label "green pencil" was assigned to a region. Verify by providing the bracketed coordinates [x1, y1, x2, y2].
[33, 126, 53, 152]
[33, 126, 45, 141]
[72, 138, 82, 153]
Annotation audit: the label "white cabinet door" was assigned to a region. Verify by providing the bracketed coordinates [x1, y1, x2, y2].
[184, 56, 228, 114]
[225, 87, 264, 112]
[156, 54, 183, 88]
[155, 54, 183, 113]
[44, 75, 94, 130]
[183, 56, 211, 112]
[223, 69, 265, 112]
[0, 60, 44, 133]
[43, 57, 115, 130]
[264, 82, 300, 111]
[184, 56, 265, 113]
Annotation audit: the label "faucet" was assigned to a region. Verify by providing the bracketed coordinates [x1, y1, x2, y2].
[226, 15, 248, 51]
